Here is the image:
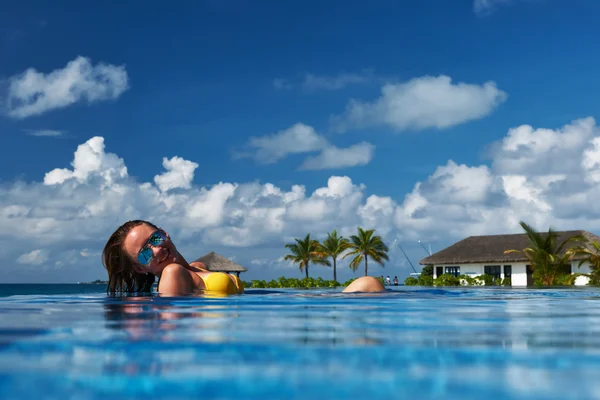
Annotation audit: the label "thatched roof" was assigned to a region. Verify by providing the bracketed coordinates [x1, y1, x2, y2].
[193, 252, 248, 273]
[419, 230, 600, 265]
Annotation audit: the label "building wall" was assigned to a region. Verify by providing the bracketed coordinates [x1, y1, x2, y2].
[432, 262, 527, 286]
[511, 264, 528, 286]
[433, 261, 592, 286]
[433, 262, 526, 285]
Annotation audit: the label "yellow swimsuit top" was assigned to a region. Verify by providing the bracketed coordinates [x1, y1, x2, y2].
[199, 272, 244, 295]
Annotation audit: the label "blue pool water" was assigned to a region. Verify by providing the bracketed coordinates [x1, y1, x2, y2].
[2, 285, 600, 399]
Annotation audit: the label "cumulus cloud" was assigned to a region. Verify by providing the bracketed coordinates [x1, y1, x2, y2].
[0, 137, 382, 281]
[395, 117, 600, 242]
[154, 156, 199, 192]
[428, 161, 493, 203]
[43, 136, 128, 186]
[239, 123, 375, 170]
[5, 56, 129, 119]
[17, 249, 48, 265]
[492, 117, 595, 176]
[5, 117, 600, 283]
[331, 75, 507, 132]
[582, 137, 600, 184]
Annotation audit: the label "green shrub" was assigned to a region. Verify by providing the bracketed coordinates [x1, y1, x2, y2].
[587, 274, 600, 286]
[421, 265, 433, 277]
[553, 274, 578, 286]
[417, 275, 434, 286]
[251, 279, 267, 288]
[404, 277, 419, 286]
[245, 276, 348, 288]
[458, 274, 483, 286]
[434, 273, 460, 286]
[476, 274, 497, 286]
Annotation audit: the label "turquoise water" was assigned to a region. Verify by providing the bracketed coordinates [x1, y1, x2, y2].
[2, 285, 600, 399]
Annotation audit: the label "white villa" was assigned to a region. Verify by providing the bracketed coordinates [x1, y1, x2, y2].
[419, 230, 600, 286]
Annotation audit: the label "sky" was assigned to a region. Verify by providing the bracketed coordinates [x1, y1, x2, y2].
[3, 0, 600, 283]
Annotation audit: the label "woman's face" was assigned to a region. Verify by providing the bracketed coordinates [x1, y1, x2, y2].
[122, 223, 178, 275]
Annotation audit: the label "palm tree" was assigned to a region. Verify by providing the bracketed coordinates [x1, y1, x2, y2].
[284, 234, 331, 278]
[504, 221, 585, 286]
[566, 240, 600, 284]
[343, 227, 389, 276]
[316, 230, 350, 282]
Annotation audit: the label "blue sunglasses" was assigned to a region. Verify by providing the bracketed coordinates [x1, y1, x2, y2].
[137, 230, 168, 265]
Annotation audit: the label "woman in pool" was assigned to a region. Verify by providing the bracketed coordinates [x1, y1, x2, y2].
[102, 220, 384, 296]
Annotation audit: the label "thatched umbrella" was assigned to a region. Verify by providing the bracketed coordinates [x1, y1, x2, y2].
[193, 252, 248, 277]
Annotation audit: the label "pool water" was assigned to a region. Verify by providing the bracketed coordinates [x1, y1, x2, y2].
[2, 285, 600, 399]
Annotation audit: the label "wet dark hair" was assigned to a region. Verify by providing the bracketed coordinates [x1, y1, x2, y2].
[102, 220, 157, 294]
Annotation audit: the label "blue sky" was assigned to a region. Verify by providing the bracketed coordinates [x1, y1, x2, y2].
[3, 0, 600, 283]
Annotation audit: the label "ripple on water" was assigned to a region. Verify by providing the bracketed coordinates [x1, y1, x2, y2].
[1, 287, 600, 399]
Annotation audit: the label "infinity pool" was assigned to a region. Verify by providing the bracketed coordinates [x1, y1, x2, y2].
[2, 286, 600, 399]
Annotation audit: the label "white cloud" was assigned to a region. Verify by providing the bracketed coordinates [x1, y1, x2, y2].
[154, 156, 199, 192]
[24, 129, 65, 137]
[240, 123, 375, 170]
[582, 137, 600, 183]
[5, 56, 129, 119]
[492, 117, 595, 176]
[79, 249, 100, 258]
[331, 75, 507, 132]
[299, 142, 375, 170]
[17, 249, 48, 265]
[395, 117, 600, 242]
[501, 175, 551, 212]
[185, 182, 237, 228]
[43, 136, 127, 186]
[244, 123, 328, 164]
[5, 117, 600, 283]
[314, 176, 360, 198]
[428, 161, 493, 203]
[358, 195, 396, 237]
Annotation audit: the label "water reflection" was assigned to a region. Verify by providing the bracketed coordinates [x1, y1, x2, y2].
[97, 290, 600, 351]
[103, 296, 236, 342]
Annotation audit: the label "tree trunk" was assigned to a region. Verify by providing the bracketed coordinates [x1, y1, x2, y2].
[364, 256, 368, 276]
[306, 262, 309, 279]
[333, 257, 337, 282]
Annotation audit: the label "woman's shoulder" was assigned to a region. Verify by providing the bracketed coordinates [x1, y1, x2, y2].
[158, 263, 198, 295]
[161, 263, 189, 275]
[161, 263, 199, 285]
